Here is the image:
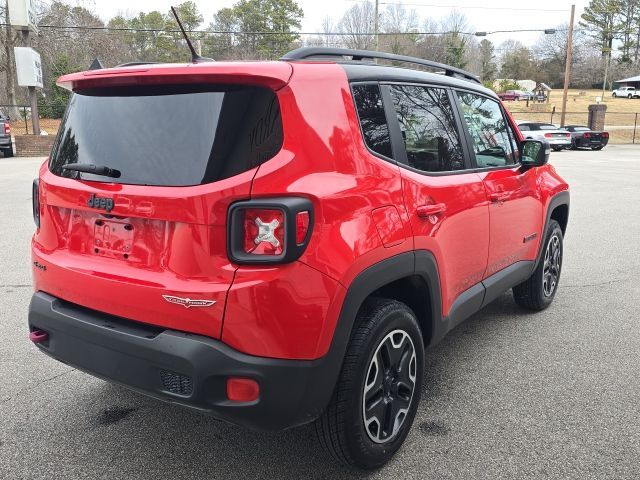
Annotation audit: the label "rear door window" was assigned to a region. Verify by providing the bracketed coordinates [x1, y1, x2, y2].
[351, 84, 393, 159]
[49, 85, 283, 186]
[388, 84, 465, 173]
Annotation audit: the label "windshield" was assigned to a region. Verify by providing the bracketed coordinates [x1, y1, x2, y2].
[49, 84, 283, 186]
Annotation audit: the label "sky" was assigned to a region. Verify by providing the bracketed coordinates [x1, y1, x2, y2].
[82, 0, 591, 47]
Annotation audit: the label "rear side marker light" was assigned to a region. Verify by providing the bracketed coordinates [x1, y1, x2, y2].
[296, 211, 310, 244]
[32, 178, 40, 228]
[228, 197, 313, 265]
[226, 377, 259, 402]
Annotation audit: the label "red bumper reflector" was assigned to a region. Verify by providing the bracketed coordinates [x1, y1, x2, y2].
[29, 329, 49, 344]
[226, 377, 260, 402]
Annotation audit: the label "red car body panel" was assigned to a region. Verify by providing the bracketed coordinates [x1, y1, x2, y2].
[32, 61, 569, 364]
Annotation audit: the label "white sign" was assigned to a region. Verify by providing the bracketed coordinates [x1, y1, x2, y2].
[14, 47, 43, 88]
[7, 0, 38, 32]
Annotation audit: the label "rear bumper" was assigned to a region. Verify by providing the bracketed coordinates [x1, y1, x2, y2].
[0, 135, 11, 147]
[28, 291, 338, 431]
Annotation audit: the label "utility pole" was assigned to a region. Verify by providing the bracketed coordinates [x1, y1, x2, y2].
[20, 28, 40, 136]
[374, 0, 379, 51]
[560, 4, 575, 128]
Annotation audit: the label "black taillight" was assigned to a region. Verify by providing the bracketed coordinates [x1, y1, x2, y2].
[227, 197, 313, 265]
[32, 179, 40, 228]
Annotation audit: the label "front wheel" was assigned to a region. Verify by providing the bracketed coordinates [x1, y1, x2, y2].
[315, 298, 424, 469]
[513, 220, 563, 311]
[612, 92, 617, 97]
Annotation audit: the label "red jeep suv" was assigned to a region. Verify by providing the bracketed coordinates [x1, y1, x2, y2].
[28, 48, 569, 469]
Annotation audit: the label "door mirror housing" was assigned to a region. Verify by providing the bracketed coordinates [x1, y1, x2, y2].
[521, 139, 550, 167]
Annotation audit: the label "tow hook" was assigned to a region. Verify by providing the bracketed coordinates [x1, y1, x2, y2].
[29, 329, 49, 344]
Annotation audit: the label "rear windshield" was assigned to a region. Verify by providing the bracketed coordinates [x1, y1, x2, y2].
[49, 84, 283, 186]
[538, 124, 558, 130]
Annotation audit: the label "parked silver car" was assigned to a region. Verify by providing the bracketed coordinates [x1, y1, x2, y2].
[517, 122, 571, 151]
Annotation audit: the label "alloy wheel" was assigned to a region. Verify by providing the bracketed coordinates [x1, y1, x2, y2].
[362, 329, 417, 444]
[542, 234, 562, 297]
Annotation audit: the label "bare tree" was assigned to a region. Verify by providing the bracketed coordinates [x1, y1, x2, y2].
[379, 4, 418, 56]
[338, 2, 374, 50]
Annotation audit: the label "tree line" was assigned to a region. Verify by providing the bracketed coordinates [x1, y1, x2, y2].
[1, 0, 639, 119]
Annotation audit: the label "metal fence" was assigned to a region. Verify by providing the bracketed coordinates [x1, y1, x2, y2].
[496, 110, 640, 144]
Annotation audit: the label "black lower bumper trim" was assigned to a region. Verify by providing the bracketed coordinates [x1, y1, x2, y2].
[28, 292, 339, 431]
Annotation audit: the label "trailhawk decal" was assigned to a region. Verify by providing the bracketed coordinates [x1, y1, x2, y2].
[162, 295, 216, 309]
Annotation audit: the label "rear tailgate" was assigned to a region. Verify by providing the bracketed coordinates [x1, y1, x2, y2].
[33, 166, 253, 339]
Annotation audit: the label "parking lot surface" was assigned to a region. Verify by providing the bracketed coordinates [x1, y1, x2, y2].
[1, 147, 639, 479]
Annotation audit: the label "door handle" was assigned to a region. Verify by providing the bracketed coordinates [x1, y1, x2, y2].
[417, 203, 446, 218]
[489, 192, 510, 202]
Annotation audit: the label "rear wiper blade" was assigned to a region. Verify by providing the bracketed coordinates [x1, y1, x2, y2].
[62, 163, 121, 178]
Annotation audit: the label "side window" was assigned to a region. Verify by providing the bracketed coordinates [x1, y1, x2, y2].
[352, 84, 393, 159]
[519, 124, 530, 131]
[456, 92, 516, 167]
[388, 84, 465, 173]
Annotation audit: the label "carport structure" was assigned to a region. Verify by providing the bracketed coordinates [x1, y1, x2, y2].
[616, 75, 640, 89]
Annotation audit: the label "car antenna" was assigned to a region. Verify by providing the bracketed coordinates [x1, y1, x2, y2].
[170, 6, 214, 63]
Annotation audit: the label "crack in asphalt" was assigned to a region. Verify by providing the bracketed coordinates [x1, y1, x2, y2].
[563, 277, 631, 288]
[0, 369, 75, 405]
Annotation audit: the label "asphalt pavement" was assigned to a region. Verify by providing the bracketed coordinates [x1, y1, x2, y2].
[1, 147, 639, 479]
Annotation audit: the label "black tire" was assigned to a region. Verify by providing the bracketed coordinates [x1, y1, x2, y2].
[2, 147, 13, 158]
[513, 220, 563, 311]
[315, 298, 424, 470]
[591, 145, 604, 151]
[612, 92, 617, 97]
[628, 94, 633, 99]
[551, 146, 562, 152]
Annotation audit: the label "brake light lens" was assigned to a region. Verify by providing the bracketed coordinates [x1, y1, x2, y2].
[564, 133, 570, 137]
[583, 132, 591, 138]
[544, 133, 552, 138]
[243, 209, 285, 255]
[602, 132, 609, 138]
[3, 122, 9, 134]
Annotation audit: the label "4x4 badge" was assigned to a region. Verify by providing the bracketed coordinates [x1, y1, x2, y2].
[162, 295, 216, 308]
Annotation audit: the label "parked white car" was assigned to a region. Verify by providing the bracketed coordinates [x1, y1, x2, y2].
[612, 86, 639, 98]
[517, 122, 572, 151]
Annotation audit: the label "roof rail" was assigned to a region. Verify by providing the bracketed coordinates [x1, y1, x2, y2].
[281, 47, 481, 85]
[114, 61, 161, 67]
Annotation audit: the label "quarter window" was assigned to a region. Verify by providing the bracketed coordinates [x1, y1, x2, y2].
[352, 84, 393, 159]
[456, 92, 517, 167]
[388, 85, 465, 173]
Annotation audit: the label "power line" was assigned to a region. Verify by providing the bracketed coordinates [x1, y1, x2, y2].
[346, 0, 568, 12]
[0, 22, 568, 37]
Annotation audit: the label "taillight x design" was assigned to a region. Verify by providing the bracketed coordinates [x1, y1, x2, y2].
[228, 198, 313, 264]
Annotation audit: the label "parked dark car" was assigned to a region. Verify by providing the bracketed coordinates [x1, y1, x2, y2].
[564, 125, 609, 150]
[0, 111, 13, 157]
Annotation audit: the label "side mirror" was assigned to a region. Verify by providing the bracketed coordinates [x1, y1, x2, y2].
[521, 139, 550, 167]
